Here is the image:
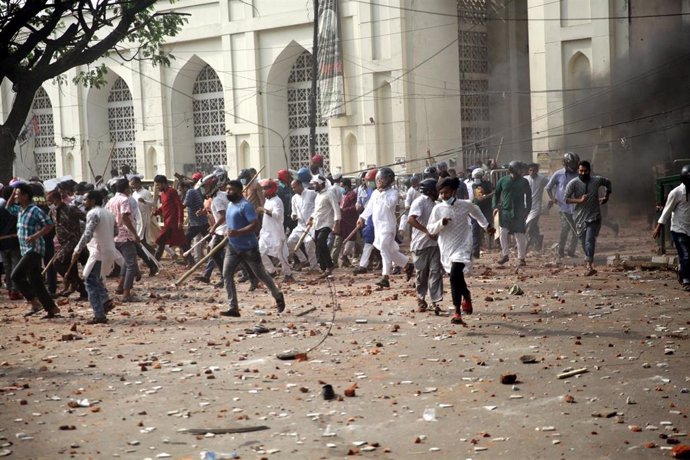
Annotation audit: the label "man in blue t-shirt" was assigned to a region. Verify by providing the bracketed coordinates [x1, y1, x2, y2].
[221, 180, 285, 317]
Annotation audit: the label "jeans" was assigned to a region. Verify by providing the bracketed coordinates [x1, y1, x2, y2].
[203, 235, 225, 278]
[671, 231, 690, 284]
[85, 261, 109, 319]
[413, 246, 443, 304]
[578, 219, 601, 263]
[449, 262, 469, 311]
[116, 241, 138, 290]
[1, 247, 21, 291]
[558, 212, 578, 257]
[315, 227, 334, 271]
[11, 251, 56, 311]
[223, 245, 281, 310]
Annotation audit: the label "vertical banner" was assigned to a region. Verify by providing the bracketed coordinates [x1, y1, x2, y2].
[317, 0, 346, 119]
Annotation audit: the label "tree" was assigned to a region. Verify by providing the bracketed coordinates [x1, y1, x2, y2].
[0, 0, 188, 184]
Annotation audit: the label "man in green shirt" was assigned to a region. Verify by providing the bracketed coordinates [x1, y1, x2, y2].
[493, 161, 532, 266]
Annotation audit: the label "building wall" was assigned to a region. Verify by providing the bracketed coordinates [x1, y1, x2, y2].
[4, 0, 461, 182]
[527, 0, 625, 173]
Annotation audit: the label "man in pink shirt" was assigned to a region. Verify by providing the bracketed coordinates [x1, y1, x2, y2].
[105, 179, 140, 302]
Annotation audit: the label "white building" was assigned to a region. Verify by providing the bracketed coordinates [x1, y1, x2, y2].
[3, 0, 463, 182]
[3, 0, 688, 184]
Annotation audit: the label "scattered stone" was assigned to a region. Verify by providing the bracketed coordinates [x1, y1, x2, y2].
[500, 374, 517, 385]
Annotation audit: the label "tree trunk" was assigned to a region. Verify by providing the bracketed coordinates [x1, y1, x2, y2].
[0, 84, 40, 185]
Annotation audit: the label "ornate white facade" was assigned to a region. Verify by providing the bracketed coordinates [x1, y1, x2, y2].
[2, 0, 463, 181]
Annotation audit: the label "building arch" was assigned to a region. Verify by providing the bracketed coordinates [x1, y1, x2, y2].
[238, 140, 250, 171]
[564, 51, 593, 151]
[146, 146, 158, 178]
[86, 68, 128, 178]
[171, 56, 226, 174]
[343, 132, 358, 174]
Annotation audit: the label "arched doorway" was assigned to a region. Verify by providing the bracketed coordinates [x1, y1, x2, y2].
[343, 132, 357, 175]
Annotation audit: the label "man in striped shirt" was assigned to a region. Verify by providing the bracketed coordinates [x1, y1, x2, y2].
[6, 183, 59, 318]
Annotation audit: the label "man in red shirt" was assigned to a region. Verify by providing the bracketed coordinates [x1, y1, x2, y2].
[153, 175, 192, 263]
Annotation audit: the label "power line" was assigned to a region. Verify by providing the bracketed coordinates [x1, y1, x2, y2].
[349, 0, 690, 22]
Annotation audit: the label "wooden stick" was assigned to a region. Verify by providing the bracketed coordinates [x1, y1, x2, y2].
[183, 233, 211, 257]
[101, 143, 117, 180]
[557, 367, 588, 380]
[0, 234, 17, 241]
[173, 166, 264, 287]
[87, 160, 97, 182]
[293, 222, 313, 252]
[41, 253, 59, 276]
[344, 224, 360, 243]
[174, 236, 227, 286]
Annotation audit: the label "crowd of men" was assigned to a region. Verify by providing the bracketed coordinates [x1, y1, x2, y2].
[1, 152, 689, 325]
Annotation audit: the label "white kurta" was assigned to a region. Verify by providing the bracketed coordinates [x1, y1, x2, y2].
[259, 196, 286, 257]
[81, 206, 124, 279]
[526, 174, 548, 224]
[132, 187, 158, 244]
[360, 187, 400, 249]
[427, 199, 488, 274]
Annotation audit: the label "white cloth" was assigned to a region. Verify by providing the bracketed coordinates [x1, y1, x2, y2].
[211, 192, 229, 236]
[427, 198, 488, 274]
[259, 196, 286, 256]
[81, 206, 124, 279]
[526, 174, 549, 224]
[360, 187, 399, 250]
[312, 188, 341, 230]
[658, 183, 690, 236]
[360, 187, 408, 275]
[291, 189, 317, 229]
[399, 187, 421, 232]
[132, 187, 157, 244]
[464, 179, 473, 203]
[500, 230, 527, 259]
[408, 194, 438, 252]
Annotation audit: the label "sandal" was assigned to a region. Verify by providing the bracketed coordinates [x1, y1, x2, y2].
[450, 313, 466, 325]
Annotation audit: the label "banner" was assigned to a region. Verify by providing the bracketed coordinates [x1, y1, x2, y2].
[317, 0, 345, 119]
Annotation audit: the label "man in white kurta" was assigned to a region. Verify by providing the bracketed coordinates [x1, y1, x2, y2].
[258, 180, 293, 282]
[71, 191, 124, 324]
[525, 163, 549, 252]
[358, 167, 413, 288]
[287, 180, 317, 270]
[427, 177, 493, 324]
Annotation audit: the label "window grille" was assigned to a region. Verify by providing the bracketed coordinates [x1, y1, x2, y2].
[287, 51, 329, 171]
[107, 78, 136, 173]
[32, 87, 56, 180]
[193, 65, 227, 171]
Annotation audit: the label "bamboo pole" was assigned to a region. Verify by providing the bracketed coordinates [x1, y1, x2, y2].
[182, 233, 211, 258]
[41, 253, 59, 276]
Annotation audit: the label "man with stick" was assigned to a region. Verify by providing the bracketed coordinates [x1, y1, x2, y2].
[7, 183, 59, 318]
[220, 180, 285, 317]
[47, 190, 88, 299]
[288, 179, 317, 271]
[546, 152, 580, 260]
[130, 176, 160, 276]
[72, 190, 123, 324]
